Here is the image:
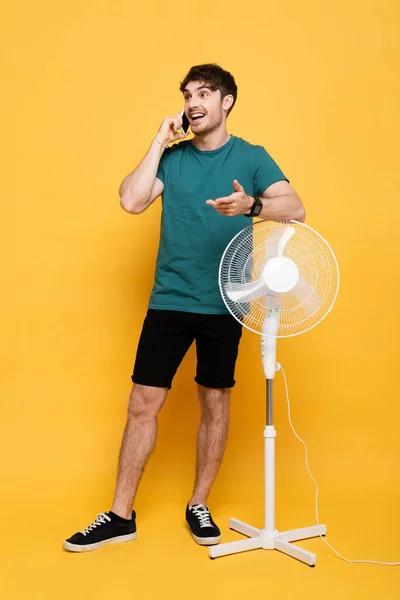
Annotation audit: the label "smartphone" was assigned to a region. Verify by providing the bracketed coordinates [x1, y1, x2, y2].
[181, 109, 190, 135]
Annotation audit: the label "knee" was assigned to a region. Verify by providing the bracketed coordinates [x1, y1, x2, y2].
[200, 389, 230, 422]
[128, 395, 159, 421]
[127, 386, 166, 420]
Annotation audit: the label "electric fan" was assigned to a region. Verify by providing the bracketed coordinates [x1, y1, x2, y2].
[209, 219, 340, 566]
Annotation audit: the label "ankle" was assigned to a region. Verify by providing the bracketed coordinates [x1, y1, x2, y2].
[110, 506, 132, 520]
[189, 498, 207, 508]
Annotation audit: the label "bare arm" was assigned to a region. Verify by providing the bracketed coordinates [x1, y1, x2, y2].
[258, 180, 305, 222]
[119, 140, 165, 214]
[119, 113, 188, 214]
[206, 179, 305, 222]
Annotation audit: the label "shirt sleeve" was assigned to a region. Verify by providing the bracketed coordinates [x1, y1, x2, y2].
[253, 145, 289, 196]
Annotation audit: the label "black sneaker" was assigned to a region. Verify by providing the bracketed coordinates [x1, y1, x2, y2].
[186, 503, 221, 546]
[63, 511, 137, 552]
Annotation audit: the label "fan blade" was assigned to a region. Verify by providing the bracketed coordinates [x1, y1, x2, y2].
[226, 279, 271, 303]
[266, 237, 280, 261]
[277, 226, 296, 256]
[291, 276, 322, 316]
[266, 225, 295, 260]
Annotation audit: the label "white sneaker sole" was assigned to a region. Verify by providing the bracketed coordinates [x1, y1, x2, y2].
[63, 532, 137, 552]
[188, 526, 221, 546]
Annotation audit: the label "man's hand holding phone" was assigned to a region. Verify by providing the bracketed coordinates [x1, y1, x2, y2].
[156, 112, 190, 146]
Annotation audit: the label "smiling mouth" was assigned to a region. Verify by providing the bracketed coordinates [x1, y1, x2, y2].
[190, 113, 206, 124]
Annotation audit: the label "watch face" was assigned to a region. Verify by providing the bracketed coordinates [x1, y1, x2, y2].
[253, 199, 263, 215]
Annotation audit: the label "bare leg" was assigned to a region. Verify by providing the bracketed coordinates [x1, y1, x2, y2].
[189, 384, 231, 507]
[110, 383, 168, 519]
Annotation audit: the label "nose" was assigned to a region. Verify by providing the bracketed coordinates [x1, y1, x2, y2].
[188, 99, 200, 113]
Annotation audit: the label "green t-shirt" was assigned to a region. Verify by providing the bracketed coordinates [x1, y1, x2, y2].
[149, 135, 289, 314]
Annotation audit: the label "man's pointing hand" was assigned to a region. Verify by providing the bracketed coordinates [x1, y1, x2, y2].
[206, 180, 254, 216]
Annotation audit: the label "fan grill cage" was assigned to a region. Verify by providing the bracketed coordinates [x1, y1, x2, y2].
[219, 220, 339, 337]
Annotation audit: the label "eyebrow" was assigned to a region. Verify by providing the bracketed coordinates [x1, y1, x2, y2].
[182, 85, 213, 94]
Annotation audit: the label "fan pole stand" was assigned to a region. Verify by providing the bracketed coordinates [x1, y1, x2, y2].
[209, 378, 326, 565]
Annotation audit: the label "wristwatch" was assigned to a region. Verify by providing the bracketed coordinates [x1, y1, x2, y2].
[245, 196, 263, 217]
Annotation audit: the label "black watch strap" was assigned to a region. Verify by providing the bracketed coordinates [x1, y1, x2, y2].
[245, 197, 263, 217]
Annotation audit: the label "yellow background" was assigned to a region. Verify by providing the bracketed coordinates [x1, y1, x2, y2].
[4, 0, 400, 597]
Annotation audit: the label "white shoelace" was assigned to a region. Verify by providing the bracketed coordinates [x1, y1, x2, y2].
[80, 513, 111, 536]
[191, 504, 212, 528]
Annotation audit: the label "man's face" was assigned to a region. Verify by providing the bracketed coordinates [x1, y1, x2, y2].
[183, 80, 227, 136]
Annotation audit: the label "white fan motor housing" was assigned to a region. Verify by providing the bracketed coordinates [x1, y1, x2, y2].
[262, 257, 299, 293]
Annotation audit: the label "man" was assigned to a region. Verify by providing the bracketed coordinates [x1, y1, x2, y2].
[64, 63, 305, 552]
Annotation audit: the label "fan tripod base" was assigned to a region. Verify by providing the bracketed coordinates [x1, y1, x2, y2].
[209, 520, 326, 566]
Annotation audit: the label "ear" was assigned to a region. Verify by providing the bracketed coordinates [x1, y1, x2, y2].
[222, 94, 234, 113]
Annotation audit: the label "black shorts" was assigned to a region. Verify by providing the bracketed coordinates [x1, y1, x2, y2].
[132, 309, 243, 390]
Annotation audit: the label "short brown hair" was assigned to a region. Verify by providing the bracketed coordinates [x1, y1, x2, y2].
[179, 63, 238, 116]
